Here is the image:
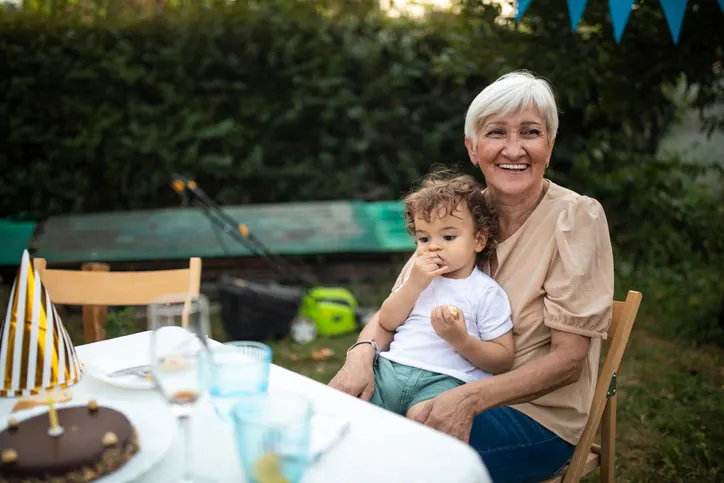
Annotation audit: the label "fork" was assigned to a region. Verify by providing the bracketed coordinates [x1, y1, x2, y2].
[107, 364, 153, 378]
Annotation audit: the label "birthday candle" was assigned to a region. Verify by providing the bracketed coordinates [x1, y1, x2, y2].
[47, 394, 59, 430]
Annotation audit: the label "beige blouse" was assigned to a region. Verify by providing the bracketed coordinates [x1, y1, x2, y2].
[392, 180, 614, 445]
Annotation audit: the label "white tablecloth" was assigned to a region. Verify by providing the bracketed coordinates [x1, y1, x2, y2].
[0, 332, 491, 483]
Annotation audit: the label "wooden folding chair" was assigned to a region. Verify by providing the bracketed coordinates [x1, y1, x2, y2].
[542, 290, 643, 483]
[34, 257, 202, 344]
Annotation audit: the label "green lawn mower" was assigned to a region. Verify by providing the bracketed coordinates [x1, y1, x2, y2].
[171, 174, 373, 344]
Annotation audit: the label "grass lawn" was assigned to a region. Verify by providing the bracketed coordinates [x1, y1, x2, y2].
[264, 332, 360, 383]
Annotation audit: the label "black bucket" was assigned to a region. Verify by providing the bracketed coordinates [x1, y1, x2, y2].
[217, 275, 306, 341]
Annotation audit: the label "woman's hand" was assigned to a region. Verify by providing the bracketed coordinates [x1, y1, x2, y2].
[430, 304, 468, 347]
[413, 385, 482, 443]
[328, 345, 376, 401]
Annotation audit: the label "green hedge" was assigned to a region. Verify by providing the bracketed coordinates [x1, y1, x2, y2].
[1, 3, 469, 216]
[2, 0, 722, 218]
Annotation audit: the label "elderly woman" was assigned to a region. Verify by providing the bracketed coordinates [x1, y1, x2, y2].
[329, 70, 614, 483]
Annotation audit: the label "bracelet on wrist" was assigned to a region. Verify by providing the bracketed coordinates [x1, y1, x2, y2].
[347, 339, 379, 365]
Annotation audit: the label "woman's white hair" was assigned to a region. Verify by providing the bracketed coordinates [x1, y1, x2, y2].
[464, 70, 559, 144]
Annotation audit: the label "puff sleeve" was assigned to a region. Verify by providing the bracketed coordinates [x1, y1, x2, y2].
[543, 196, 614, 339]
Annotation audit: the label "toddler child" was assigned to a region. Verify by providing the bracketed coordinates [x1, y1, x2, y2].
[370, 169, 514, 419]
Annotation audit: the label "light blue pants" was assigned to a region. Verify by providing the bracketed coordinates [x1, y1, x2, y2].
[369, 357, 464, 415]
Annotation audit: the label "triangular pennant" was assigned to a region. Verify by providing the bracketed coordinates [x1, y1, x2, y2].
[515, 0, 534, 22]
[567, 0, 589, 30]
[660, 0, 688, 44]
[609, 0, 636, 43]
[0, 250, 84, 397]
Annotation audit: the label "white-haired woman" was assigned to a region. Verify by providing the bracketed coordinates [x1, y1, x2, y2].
[329, 70, 615, 483]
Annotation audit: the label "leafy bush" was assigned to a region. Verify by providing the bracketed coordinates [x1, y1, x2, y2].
[0, 3, 467, 216]
[2, 0, 722, 217]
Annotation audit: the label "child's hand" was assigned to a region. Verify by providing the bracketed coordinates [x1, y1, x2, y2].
[431, 304, 467, 347]
[408, 252, 448, 291]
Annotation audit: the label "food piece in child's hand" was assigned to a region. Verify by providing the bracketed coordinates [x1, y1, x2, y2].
[253, 452, 290, 483]
[447, 305, 459, 318]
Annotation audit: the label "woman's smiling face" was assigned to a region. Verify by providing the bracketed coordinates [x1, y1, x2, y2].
[465, 108, 553, 198]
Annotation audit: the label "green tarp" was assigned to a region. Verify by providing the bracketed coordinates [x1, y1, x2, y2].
[34, 201, 414, 264]
[0, 219, 37, 266]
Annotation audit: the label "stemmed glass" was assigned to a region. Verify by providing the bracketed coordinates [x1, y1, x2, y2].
[147, 293, 213, 483]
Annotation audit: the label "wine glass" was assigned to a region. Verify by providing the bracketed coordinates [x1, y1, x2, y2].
[147, 293, 213, 483]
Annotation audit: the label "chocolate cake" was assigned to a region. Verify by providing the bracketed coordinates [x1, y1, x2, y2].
[0, 402, 139, 483]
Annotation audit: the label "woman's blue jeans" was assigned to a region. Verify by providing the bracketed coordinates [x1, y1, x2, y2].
[469, 406, 575, 483]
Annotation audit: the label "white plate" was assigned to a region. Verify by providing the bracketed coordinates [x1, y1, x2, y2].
[82, 327, 195, 390]
[2, 399, 177, 483]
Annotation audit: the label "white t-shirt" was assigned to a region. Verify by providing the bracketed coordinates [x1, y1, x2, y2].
[380, 266, 513, 383]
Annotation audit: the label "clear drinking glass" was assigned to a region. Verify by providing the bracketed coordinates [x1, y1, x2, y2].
[147, 293, 212, 483]
[231, 392, 312, 483]
[210, 341, 272, 422]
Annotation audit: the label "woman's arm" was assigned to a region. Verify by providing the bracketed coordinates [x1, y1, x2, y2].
[464, 329, 590, 411]
[413, 328, 590, 442]
[358, 310, 396, 352]
[327, 311, 395, 400]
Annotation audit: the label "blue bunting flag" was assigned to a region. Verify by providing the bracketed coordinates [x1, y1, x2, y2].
[567, 0, 589, 31]
[609, 0, 636, 43]
[660, 0, 688, 44]
[515, 0, 534, 22]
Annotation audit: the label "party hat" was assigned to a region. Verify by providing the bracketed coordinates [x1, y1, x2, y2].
[0, 250, 84, 397]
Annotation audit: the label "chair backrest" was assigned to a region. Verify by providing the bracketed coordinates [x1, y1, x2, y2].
[34, 257, 202, 306]
[561, 290, 643, 482]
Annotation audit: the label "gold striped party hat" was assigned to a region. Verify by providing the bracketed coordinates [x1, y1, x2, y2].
[0, 250, 84, 397]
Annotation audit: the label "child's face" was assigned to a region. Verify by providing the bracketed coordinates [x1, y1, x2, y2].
[413, 202, 487, 279]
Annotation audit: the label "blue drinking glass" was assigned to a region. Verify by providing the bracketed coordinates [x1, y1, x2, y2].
[209, 341, 272, 421]
[231, 392, 312, 483]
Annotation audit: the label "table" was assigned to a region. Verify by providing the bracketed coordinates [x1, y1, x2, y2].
[1, 332, 491, 483]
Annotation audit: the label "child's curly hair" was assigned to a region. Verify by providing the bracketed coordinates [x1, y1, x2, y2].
[403, 167, 499, 263]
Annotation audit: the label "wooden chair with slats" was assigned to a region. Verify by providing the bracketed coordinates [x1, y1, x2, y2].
[541, 290, 643, 483]
[34, 257, 202, 344]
